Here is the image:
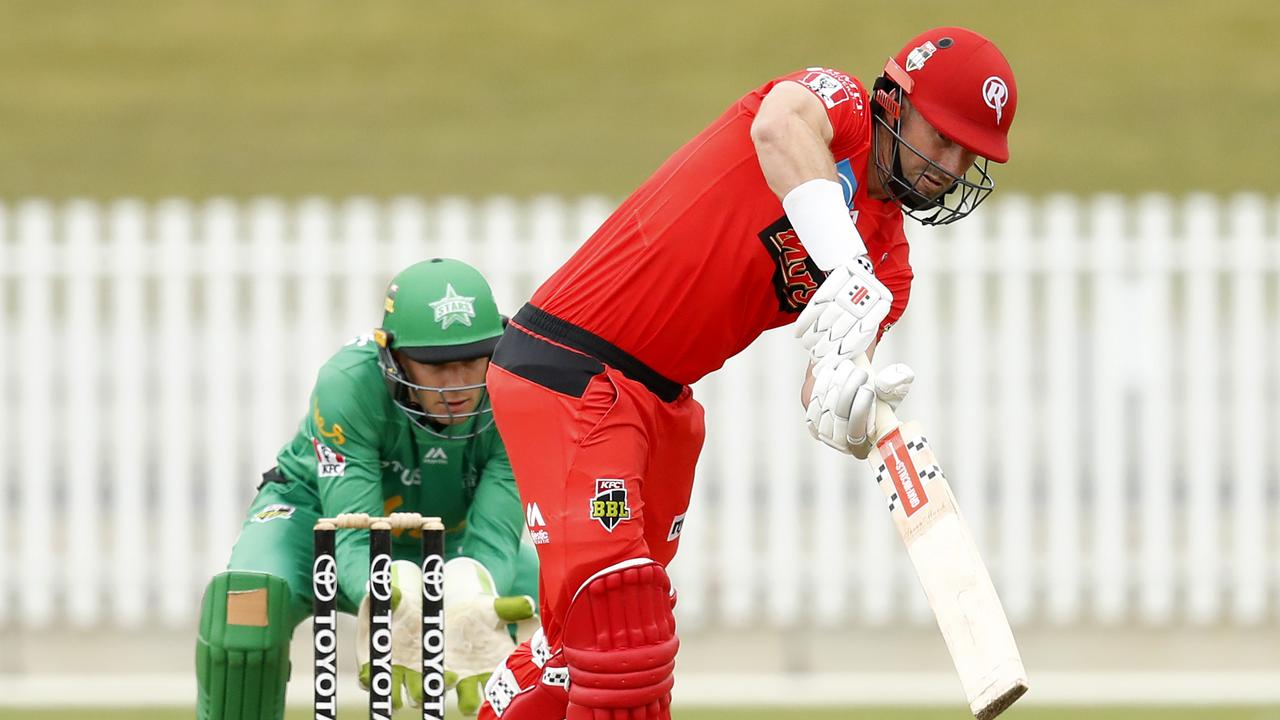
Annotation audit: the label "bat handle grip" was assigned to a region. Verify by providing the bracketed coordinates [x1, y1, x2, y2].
[853, 354, 902, 444]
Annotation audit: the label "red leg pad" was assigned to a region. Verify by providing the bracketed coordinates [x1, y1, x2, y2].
[562, 560, 679, 720]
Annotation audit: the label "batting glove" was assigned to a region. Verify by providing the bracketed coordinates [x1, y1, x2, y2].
[795, 255, 893, 364]
[806, 359, 914, 459]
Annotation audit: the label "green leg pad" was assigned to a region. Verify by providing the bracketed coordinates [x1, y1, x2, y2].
[197, 571, 293, 720]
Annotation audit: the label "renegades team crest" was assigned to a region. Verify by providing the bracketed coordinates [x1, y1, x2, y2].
[590, 478, 631, 532]
[758, 216, 827, 313]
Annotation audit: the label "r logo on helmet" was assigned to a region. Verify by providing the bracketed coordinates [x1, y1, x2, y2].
[982, 76, 1009, 125]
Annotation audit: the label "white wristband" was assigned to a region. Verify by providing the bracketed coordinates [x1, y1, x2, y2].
[781, 178, 867, 271]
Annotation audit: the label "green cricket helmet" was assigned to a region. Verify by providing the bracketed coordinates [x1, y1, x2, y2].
[373, 258, 504, 437]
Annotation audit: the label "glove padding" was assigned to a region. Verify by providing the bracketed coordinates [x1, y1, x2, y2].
[357, 560, 425, 710]
[805, 359, 914, 459]
[795, 255, 893, 364]
[443, 557, 537, 715]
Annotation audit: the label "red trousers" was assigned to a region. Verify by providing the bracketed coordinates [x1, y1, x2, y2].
[479, 322, 704, 717]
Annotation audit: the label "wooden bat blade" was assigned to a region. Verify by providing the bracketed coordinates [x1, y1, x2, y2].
[870, 418, 1028, 720]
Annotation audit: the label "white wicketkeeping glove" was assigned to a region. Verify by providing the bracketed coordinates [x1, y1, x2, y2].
[443, 557, 536, 715]
[357, 560, 426, 710]
[805, 359, 915, 459]
[795, 255, 893, 364]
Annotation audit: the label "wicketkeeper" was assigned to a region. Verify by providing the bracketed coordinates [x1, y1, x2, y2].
[196, 258, 539, 719]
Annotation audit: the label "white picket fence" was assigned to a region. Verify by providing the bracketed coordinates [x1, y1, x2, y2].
[1, 193, 1278, 635]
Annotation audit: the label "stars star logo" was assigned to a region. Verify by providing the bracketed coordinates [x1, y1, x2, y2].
[429, 284, 476, 330]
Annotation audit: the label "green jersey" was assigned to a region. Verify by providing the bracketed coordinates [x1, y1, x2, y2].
[276, 333, 521, 602]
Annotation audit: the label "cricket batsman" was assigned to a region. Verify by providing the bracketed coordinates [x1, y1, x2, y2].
[196, 258, 539, 718]
[479, 27, 1017, 719]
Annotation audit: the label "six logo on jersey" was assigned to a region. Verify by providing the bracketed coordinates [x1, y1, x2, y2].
[429, 284, 476, 330]
[312, 438, 347, 478]
[526, 502, 550, 545]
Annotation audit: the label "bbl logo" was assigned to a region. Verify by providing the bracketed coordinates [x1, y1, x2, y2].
[590, 478, 631, 532]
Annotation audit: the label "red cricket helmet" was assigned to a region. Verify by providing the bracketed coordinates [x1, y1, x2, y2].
[872, 27, 1018, 225]
[885, 26, 1017, 163]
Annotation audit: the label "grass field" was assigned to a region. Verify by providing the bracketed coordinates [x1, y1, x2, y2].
[4, 708, 1280, 720]
[0, 0, 1276, 199]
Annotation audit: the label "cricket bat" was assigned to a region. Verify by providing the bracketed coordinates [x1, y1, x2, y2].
[859, 357, 1028, 719]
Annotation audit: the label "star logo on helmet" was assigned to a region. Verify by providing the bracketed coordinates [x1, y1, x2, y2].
[429, 284, 476, 329]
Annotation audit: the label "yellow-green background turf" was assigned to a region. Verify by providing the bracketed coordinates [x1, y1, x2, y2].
[0, 0, 1273, 200]
[3, 708, 1280, 720]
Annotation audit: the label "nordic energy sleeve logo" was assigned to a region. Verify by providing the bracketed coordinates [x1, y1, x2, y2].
[421, 554, 446, 720]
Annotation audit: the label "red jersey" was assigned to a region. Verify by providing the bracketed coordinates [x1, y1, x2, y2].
[531, 68, 914, 386]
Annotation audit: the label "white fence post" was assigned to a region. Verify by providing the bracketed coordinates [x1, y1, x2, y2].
[1228, 194, 1267, 625]
[64, 200, 104, 627]
[338, 197, 383, 346]
[1088, 195, 1129, 624]
[108, 199, 148, 627]
[201, 199, 242, 578]
[296, 198, 338, 399]
[17, 201, 55, 629]
[1136, 194, 1175, 625]
[157, 199, 196, 627]
[995, 197, 1034, 624]
[248, 200, 290, 481]
[1044, 194, 1083, 625]
[1184, 194, 1223, 624]
[714, 351, 756, 627]
[0, 203, 10, 627]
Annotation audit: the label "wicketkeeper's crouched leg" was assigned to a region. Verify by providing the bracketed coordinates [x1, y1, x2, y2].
[196, 571, 293, 720]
